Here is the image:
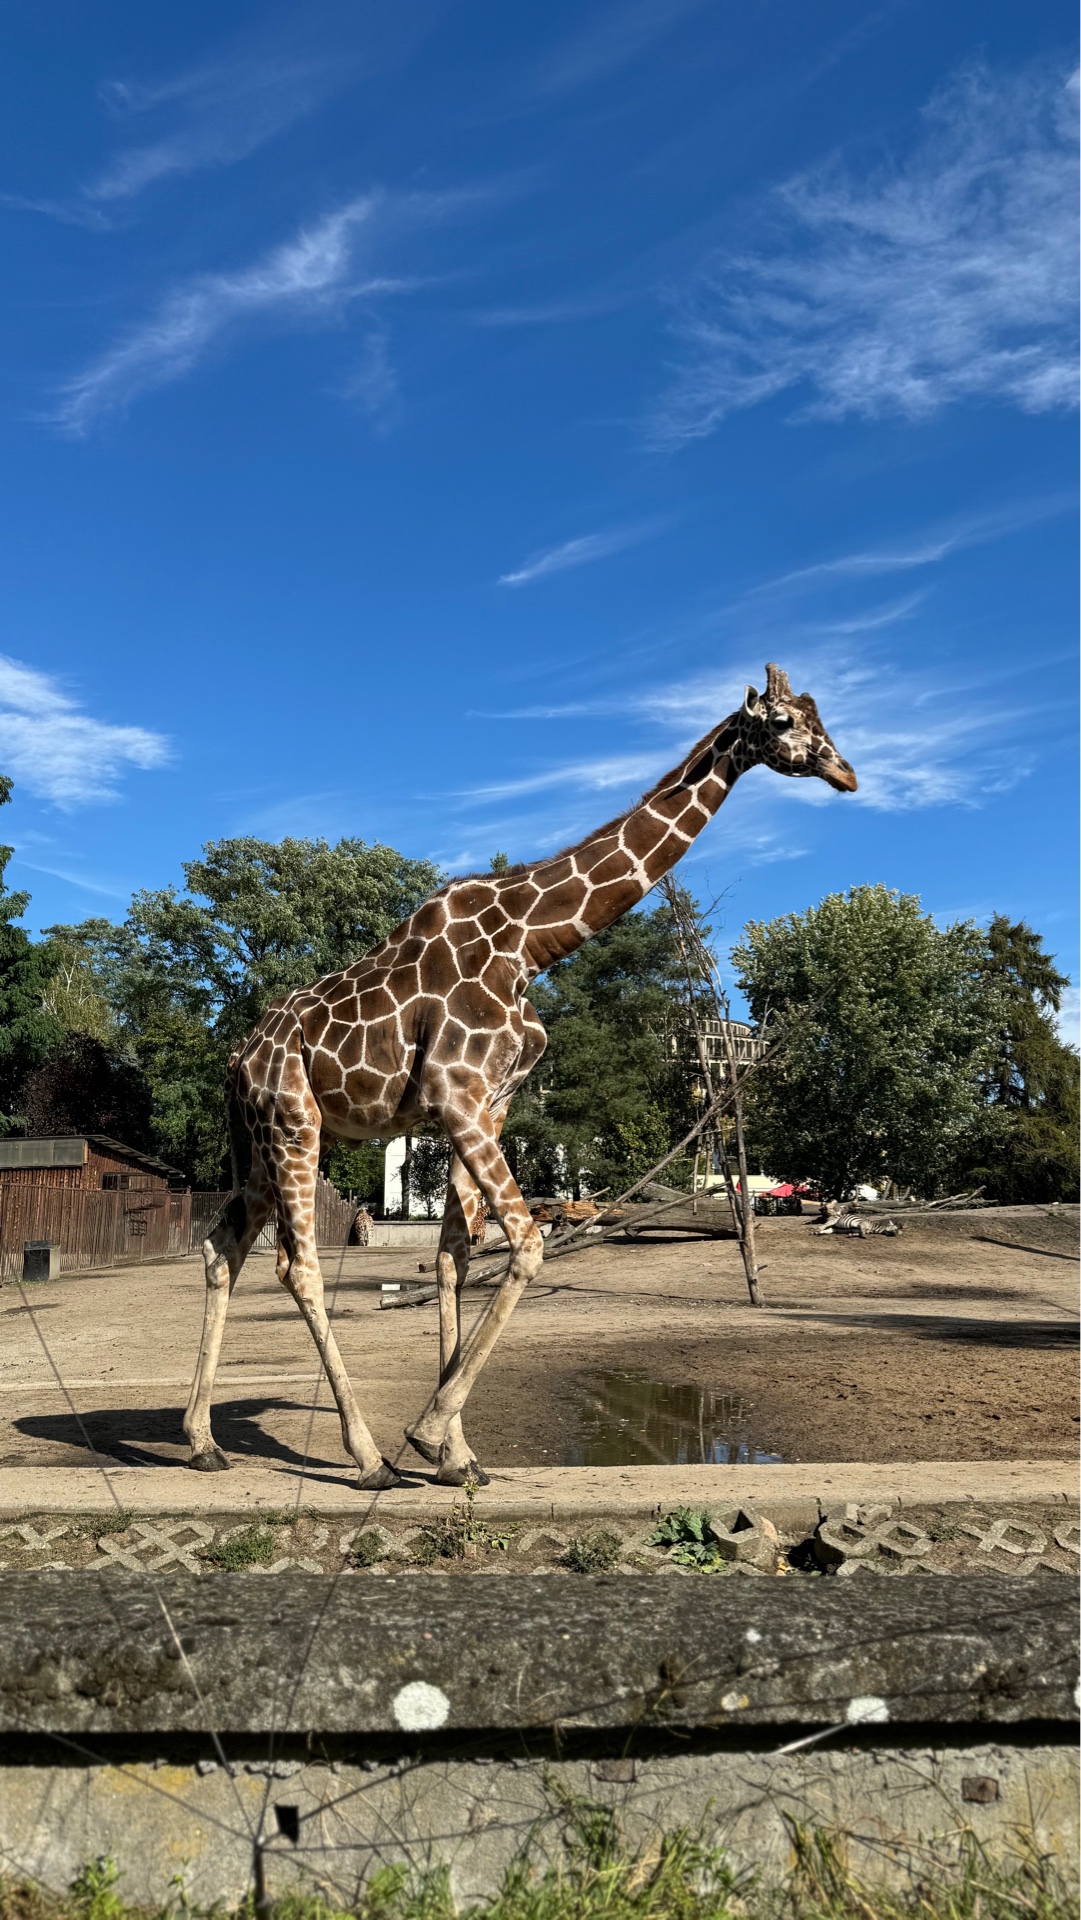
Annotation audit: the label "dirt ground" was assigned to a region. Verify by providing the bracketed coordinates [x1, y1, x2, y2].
[1, 1205, 1076, 1478]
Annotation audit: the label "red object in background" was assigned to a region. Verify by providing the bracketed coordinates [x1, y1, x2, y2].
[765, 1183, 796, 1198]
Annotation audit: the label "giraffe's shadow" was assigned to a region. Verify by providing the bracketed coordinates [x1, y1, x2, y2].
[14, 1395, 349, 1472]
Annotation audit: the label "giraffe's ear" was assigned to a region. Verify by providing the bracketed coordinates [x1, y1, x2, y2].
[743, 684, 762, 716]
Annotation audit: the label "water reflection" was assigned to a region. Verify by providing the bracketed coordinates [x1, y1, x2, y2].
[563, 1370, 783, 1467]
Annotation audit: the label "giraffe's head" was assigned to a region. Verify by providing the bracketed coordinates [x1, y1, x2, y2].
[742, 662, 857, 793]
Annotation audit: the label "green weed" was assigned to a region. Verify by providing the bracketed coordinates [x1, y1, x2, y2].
[69, 1858, 125, 1920]
[648, 1508, 728, 1572]
[0, 1818, 1076, 1920]
[409, 1476, 517, 1565]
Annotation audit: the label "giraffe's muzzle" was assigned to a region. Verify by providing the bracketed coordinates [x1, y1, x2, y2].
[823, 760, 858, 793]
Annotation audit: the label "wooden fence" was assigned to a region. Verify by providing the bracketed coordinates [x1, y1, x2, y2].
[189, 1174, 357, 1254]
[1, 1172, 358, 1281]
[0, 1181, 191, 1283]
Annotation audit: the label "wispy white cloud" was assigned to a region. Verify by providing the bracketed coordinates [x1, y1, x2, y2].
[88, 57, 336, 205]
[715, 496, 1072, 616]
[651, 63, 1078, 443]
[499, 524, 656, 587]
[459, 753, 658, 801]
[471, 293, 625, 328]
[340, 330, 400, 430]
[539, 0, 709, 95]
[18, 860, 129, 899]
[0, 190, 111, 230]
[1, 52, 342, 228]
[0, 656, 169, 807]
[1056, 986, 1080, 1049]
[50, 195, 429, 433]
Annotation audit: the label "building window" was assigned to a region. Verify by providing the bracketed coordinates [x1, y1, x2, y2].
[101, 1173, 131, 1191]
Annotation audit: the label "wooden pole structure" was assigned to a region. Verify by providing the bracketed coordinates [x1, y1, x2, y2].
[660, 876, 763, 1307]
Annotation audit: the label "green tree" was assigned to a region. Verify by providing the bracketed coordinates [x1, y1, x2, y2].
[126, 835, 443, 1050]
[324, 1138, 386, 1207]
[0, 777, 61, 1133]
[48, 836, 442, 1185]
[506, 903, 695, 1197]
[39, 938, 117, 1044]
[732, 886, 998, 1199]
[951, 916, 1078, 1202]
[21, 1032, 153, 1148]
[411, 1136, 451, 1218]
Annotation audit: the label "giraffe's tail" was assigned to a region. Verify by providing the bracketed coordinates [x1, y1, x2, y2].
[225, 1058, 251, 1192]
[222, 1058, 254, 1242]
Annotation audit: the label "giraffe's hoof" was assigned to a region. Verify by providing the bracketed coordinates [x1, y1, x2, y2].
[404, 1427, 441, 1465]
[357, 1458, 404, 1492]
[435, 1459, 491, 1488]
[188, 1447, 230, 1473]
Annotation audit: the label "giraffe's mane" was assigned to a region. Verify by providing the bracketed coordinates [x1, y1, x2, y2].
[442, 707, 754, 892]
[442, 797, 642, 891]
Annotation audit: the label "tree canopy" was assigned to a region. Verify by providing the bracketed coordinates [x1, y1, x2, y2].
[0, 777, 61, 1134]
[733, 885, 998, 1198]
[42, 836, 442, 1184]
[951, 915, 1078, 1203]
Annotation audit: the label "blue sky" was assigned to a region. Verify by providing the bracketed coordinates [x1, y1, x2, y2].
[0, 1, 1076, 1028]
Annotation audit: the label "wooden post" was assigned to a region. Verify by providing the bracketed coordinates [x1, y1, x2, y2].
[661, 877, 763, 1306]
[719, 1018, 762, 1305]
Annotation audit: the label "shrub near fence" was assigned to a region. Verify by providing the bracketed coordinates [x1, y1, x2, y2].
[0, 1181, 191, 1283]
[189, 1173, 356, 1254]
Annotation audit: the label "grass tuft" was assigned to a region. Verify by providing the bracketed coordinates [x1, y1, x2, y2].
[350, 1530, 387, 1568]
[561, 1531, 624, 1574]
[199, 1525, 281, 1571]
[0, 1815, 1075, 1920]
[69, 1511, 134, 1541]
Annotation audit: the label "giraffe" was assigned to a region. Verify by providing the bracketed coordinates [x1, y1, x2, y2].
[183, 663, 856, 1489]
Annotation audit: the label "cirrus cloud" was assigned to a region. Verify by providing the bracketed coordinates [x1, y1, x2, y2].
[651, 62, 1078, 443]
[51, 196, 386, 434]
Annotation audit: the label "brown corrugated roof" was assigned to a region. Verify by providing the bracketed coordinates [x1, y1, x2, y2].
[85, 1135, 186, 1180]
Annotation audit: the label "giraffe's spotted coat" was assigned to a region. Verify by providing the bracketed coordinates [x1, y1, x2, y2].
[184, 665, 856, 1489]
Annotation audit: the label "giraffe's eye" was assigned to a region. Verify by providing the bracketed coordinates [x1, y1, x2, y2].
[771, 710, 794, 731]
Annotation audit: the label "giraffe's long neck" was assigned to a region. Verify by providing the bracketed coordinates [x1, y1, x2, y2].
[521, 707, 750, 974]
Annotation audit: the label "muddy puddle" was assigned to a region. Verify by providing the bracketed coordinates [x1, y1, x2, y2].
[562, 1370, 783, 1467]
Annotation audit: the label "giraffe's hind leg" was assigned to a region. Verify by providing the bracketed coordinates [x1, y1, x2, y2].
[184, 1173, 273, 1470]
[406, 1156, 490, 1486]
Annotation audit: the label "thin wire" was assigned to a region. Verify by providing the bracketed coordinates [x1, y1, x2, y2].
[12, 1276, 258, 1847]
[251, 1209, 525, 1858]
[1, 1709, 253, 1845]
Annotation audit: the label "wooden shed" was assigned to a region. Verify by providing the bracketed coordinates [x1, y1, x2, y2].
[0, 1136, 191, 1281]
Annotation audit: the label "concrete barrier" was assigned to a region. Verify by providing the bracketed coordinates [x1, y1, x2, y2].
[0, 1571, 1076, 1908]
[362, 1221, 504, 1249]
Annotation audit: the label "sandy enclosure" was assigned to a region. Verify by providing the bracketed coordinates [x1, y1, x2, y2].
[1, 1205, 1076, 1478]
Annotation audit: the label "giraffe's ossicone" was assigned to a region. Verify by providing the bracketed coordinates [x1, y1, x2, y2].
[184, 663, 856, 1488]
